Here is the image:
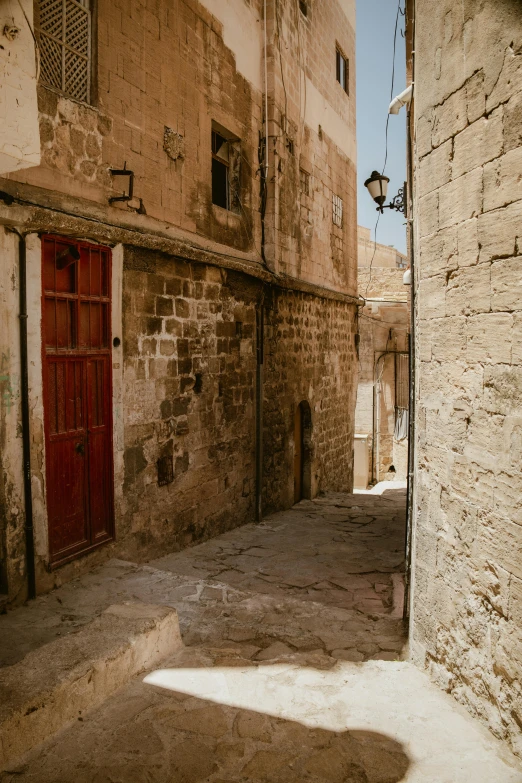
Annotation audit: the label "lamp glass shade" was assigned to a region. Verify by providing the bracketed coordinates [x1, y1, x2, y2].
[364, 171, 390, 206]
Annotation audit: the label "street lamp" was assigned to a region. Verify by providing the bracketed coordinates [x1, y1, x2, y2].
[364, 171, 406, 215]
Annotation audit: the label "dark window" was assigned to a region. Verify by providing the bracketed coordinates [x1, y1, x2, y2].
[336, 48, 349, 94]
[212, 130, 230, 209]
[299, 0, 307, 16]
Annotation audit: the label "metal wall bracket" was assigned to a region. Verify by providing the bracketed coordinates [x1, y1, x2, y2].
[109, 163, 134, 204]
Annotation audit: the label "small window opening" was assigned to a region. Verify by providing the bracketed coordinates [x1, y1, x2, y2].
[299, 0, 308, 16]
[212, 126, 241, 212]
[194, 372, 203, 394]
[235, 321, 243, 338]
[300, 169, 310, 196]
[336, 48, 349, 94]
[286, 138, 295, 155]
[157, 455, 174, 486]
[212, 130, 230, 209]
[332, 194, 343, 227]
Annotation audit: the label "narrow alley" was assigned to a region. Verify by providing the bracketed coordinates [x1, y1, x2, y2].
[1, 0, 522, 778]
[2, 488, 521, 781]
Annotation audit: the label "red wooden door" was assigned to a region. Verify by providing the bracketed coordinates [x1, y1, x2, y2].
[42, 236, 114, 566]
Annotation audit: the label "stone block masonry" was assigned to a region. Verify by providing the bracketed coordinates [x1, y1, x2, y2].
[120, 247, 358, 560]
[410, 0, 522, 759]
[263, 289, 358, 511]
[0, 0, 358, 604]
[120, 248, 259, 558]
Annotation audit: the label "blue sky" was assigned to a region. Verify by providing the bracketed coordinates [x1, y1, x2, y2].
[356, 0, 407, 253]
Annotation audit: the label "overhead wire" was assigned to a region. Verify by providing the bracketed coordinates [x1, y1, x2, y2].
[364, 0, 404, 299]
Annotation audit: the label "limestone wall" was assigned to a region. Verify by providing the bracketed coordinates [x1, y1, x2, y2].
[410, 0, 522, 757]
[355, 301, 409, 484]
[357, 226, 407, 269]
[0, 0, 359, 603]
[1, 0, 357, 295]
[264, 289, 358, 511]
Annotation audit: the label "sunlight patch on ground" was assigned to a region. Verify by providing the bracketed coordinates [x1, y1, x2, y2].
[143, 659, 522, 782]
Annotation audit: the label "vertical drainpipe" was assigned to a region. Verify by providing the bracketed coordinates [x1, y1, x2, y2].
[12, 229, 36, 600]
[404, 0, 416, 621]
[255, 300, 265, 522]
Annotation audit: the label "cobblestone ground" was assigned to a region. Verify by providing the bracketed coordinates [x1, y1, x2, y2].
[3, 487, 520, 781]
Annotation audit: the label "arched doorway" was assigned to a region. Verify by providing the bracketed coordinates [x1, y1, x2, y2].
[294, 401, 312, 503]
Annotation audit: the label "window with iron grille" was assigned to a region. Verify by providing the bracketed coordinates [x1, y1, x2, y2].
[332, 194, 343, 227]
[37, 0, 92, 104]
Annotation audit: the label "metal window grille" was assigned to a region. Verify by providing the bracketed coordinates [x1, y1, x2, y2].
[332, 194, 343, 227]
[157, 455, 174, 487]
[300, 169, 310, 196]
[38, 0, 91, 103]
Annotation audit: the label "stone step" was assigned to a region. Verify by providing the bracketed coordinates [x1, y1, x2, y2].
[0, 601, 182, 771]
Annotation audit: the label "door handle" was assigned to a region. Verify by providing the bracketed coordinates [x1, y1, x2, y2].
[75, 442, 85, 455]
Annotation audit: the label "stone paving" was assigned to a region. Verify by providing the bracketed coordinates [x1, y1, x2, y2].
[2, 487, 522, 781]
[0, 487, 408, 670]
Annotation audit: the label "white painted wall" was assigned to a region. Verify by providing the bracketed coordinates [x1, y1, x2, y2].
[0, 0, 40, 174]
[197, 0, 263, 90]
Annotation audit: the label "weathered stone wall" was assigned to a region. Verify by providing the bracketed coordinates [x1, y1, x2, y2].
[355, 301, 409, 484]
[357, 226, 407, 269]
[0, 0, 358, 602]
[265, 0, 358, 294]
[263, 290, 358, 510]
[116, 250, 359, 558]
[358, 267, 410, 302]
[4, 0, 357, 294]
[120, 248, 260, 559]
[411, 0, 522, 757]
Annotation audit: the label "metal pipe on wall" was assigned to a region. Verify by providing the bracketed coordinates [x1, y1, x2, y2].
[10, 229, 36, 600]
[255, 301, 265, 522]
[404, 0, 417, 621]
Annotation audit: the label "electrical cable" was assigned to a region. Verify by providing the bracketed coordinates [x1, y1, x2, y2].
[275, 0, 289, 137]
[364, 0, 404, 299]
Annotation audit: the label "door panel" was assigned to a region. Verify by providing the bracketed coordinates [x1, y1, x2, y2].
[42, 236, 114, 566]
[45, 358, 88, 556]
[87, 357, 113, 541]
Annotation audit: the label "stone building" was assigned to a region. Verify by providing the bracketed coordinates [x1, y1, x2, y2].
[354, 229, 409, 488]
[407, 0, 522, 760]
[0, 0, 358, 604]
[357, 224, 408, 269]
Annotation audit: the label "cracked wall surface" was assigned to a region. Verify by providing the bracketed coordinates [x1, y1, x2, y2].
[411, 0, 522, 759]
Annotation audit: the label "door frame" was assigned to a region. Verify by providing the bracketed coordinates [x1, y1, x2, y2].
[41, 234, 115, 569]
[293, 400, 312, 503]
